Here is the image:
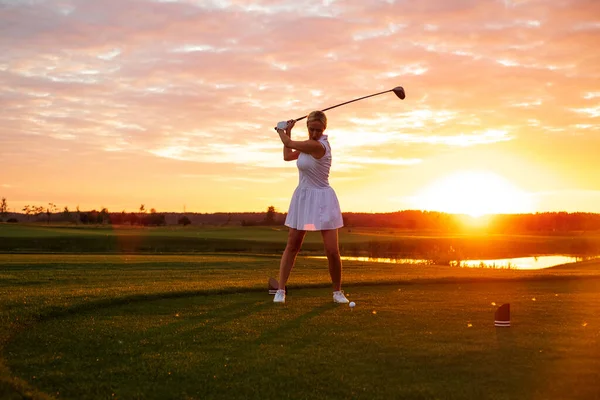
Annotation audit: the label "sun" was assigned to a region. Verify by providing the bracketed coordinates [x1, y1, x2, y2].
[412, 170, 534, 217]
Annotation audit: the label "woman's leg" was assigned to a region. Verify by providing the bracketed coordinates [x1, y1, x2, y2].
[278, 228, 306, 289]
[321, 229, 342, 291]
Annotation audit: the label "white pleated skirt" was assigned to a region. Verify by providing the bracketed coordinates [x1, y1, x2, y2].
[285, 186, 343, 231]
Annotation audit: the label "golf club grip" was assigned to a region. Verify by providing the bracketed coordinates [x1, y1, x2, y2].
[294, 89, 393, 122]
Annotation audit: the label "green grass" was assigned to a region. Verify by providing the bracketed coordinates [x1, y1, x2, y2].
[3, 223, 600, 241]
[1, 253, 600, 399]
[0, 224, 290, 240]
[2, 224, 600, 258]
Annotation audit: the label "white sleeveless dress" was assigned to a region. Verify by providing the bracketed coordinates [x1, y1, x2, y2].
[285, 135, 344, 231]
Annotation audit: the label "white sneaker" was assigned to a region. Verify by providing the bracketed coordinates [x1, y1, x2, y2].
[273, 289, 286, 303]
[333, 290, 349, 304]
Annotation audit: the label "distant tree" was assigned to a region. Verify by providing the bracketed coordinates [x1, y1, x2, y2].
[22, 205, 31, 221]
[109, 211, 127, 225]
[83, 210, 99, 224]
[99, 208, 109, 224]
[75, 205, 81, 225]
[264, 206, 276, 225]
[34, 206, 44, 221]
[140, 212, 165, 226]
[79, 209, 103, 225]
[129, 212, 139, 225]
[0, 197, 7, 220]
[178, 216, 191, 226]
[45, 203, 58, 224]
[139, 204, 146, 214]
[150, 208, 157, 214]
[119, 210, 127, 225]
[63, 206, 71, 222]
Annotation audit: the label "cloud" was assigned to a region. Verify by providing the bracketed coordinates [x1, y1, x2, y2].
[1, 0, 599, 211]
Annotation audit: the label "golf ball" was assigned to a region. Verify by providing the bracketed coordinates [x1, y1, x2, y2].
[349, 301, 356, 308]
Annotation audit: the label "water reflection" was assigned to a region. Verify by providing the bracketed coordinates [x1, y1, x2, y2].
[310, 255, 600, 270]
[454, 255, 597, 270]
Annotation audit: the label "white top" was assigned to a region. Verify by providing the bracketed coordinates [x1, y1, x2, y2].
[284, 135, 344, 231]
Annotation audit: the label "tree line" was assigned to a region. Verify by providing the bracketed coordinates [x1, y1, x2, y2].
[0, 199, 184, 226]
[342, 210, 600, 232]
[2, 197, 600, 232]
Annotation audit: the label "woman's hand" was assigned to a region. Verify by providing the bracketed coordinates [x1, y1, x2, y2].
[277, 119, 295, 146]
[284, 119, 295, 136]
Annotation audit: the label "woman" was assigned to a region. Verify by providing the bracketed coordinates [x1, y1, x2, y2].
[273, 110, 349, 304]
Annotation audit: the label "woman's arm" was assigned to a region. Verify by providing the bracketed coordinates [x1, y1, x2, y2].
[277, 120, 325, 159]
[278, 120, 299, 161]
[284, 147, 300, 161]
[280, 122, 300, 161]
[280, 137, 325, 159]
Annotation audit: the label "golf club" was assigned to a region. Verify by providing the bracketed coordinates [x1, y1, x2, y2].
[275, 86, 405, 131]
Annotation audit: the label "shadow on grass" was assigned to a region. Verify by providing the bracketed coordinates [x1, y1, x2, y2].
[251, 302, 337, 347]
[24, 274, 600, 326]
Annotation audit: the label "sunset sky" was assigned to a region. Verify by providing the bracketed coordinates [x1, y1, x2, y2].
[2, 0, 599, 215]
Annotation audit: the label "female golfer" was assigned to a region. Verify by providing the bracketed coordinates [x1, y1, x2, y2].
[273, 111, 349, 304]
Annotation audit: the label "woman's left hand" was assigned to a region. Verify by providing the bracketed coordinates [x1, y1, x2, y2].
[277, 119, 295, 145]
[284, 119, 295, 136]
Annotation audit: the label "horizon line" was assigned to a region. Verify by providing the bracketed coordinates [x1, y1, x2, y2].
[5, 210, 600, 217]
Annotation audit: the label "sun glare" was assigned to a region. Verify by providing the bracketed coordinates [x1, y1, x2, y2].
[412, 170, 534, 217]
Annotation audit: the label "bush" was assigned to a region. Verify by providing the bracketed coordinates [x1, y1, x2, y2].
[178, 216, 191, 226]
[7, 218, 18, 223]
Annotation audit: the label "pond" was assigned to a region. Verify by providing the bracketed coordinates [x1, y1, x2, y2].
[310, 255, 600, 270]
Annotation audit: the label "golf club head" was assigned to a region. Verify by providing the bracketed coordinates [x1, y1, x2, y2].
[393, 86, 406, 100]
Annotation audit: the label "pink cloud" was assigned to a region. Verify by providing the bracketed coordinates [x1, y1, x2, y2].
[1, 0, 599, 211]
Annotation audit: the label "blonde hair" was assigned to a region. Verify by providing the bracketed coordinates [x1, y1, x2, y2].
[307, 110, 327, 129]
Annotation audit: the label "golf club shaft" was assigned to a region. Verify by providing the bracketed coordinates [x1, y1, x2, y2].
[294, 89, 393, 122]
